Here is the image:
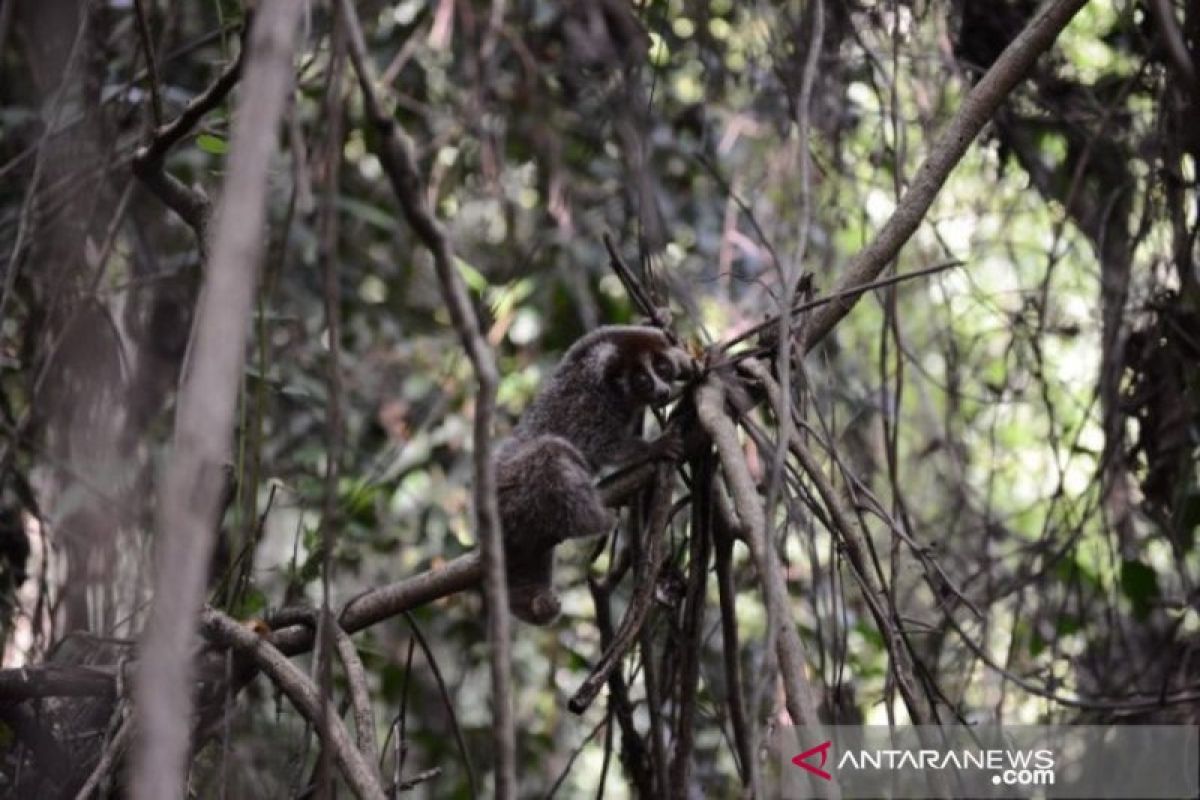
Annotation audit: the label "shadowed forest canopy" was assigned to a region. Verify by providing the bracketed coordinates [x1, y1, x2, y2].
[0, 0, 1198, 797]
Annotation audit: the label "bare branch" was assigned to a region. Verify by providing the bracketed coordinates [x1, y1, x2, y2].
[741, 358, 932, 723]
[131, 0, 164, 127]
[326, 553, 483, 649]
[716, 260, 962, 358]
[713, 501, 759, 795]
[73, 715, 131, 800]
[200, 610, 387, 800]
[332, 621, 382, 769]
[133, 39, 245, 166]
[669, 453, 713, 798]
[602, 232, 667, 328]
[695, 376, 824, 730]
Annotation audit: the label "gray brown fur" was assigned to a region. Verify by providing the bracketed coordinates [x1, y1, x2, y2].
[496, 325, 694, 624]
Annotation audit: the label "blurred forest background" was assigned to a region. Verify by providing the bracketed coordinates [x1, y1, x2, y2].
[0, 0, 1198, 797]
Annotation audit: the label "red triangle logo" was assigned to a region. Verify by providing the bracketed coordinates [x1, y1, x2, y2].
[791, 740, 833, 781]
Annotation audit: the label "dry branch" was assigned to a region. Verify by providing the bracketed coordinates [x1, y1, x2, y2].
[602, 232, 667, 328]
[200, 610, 386, 800]
[713, 499, 759, 794]
[73, 716, 131, 800]
[332, 620, 381, 773]
[669, 453, 713, 798]
[694, 376, 823, 729]
[130, 4, 304, 798]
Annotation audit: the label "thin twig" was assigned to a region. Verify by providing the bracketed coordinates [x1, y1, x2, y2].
[133, 36, 246, 166]
[742, 359, 932, 724]
[717, 259, 962, 356]
[73, 714, 132, 800]
[131, 0, 164, 126]
[713, 497, 758, 794]
[587, 574, 654, 796]
[130, 27, 247, 247]
[602, 232, 666, 328]
[393, 766, 442, 793]
[544, 716, 608, 799]
[668, 450, 713, 799]
[402, 611, 477, 798]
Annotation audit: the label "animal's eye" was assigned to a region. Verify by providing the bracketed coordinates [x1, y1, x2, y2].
[631, 370, 654, 394]
[651, 354, 674, 379]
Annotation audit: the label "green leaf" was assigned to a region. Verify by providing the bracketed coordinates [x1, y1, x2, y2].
[341, 480, 379, 526]
[1029, 628, 1045, 657]
[1120, 559, 1160, 619]
[196, 133, 228, 155]
[336, 196, 397, 232]
[234, 587, 267, 618]
[1055, 557, 1101, 591]
[455, 257, 488, 292]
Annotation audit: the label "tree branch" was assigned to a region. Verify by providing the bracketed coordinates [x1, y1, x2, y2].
[200, 610, 386, 800]
[130, 27, 247, 247]
[130, 4, 304, 798]
[742, 358, 932, 724]
[695, 376, 824, 729]
[331, 621, 382, 780]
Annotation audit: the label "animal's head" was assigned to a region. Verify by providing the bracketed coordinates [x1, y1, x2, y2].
[576, 326, 695, 408]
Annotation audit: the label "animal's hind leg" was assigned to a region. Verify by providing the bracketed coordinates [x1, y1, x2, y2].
[505, 545, 560, 625]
